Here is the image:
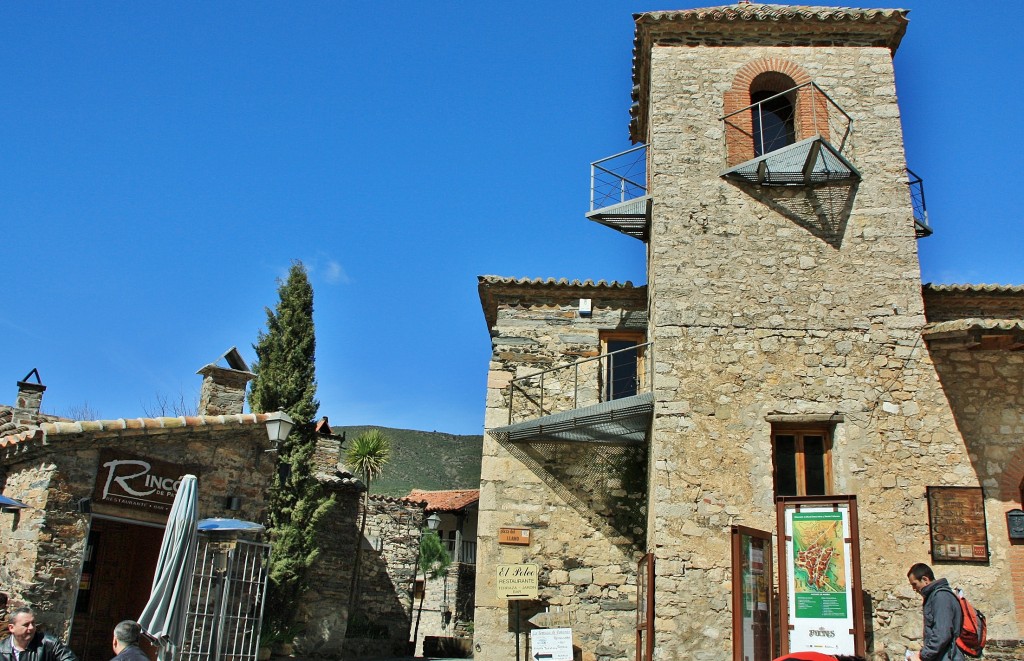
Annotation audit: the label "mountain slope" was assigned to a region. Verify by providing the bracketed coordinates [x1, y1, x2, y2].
[336, 426, 483, 498]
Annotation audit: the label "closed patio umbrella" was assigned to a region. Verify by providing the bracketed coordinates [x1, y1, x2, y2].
[138, 474, 200, 661]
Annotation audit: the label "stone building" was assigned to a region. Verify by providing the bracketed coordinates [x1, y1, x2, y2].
[407, 489, 479, 657]
[474, 4, 1024, 661]
[0, 351, 286, 661]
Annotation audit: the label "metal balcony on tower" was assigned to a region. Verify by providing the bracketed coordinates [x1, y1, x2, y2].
[488, 342, 654, 446]
[586, 144, 651, 242]
[721, 82, 859, 187]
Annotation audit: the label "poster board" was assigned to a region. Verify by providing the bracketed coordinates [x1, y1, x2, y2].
[926, 487, 989, 563]
[731, 525, 774, 661]
[777, 495, 864, 658]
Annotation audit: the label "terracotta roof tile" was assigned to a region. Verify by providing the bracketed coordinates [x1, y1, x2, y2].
[1, 413, 275, 462]
[407, 489, 480, 512]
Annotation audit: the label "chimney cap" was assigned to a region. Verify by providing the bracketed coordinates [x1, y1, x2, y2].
[197, 347, 254, 378]
[17, 368, 46, 392]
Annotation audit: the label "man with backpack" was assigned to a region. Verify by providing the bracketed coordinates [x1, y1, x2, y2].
[906, 563, 964, 661]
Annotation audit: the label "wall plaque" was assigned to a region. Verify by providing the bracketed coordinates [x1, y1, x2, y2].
[498, 526, 532, 545]
[927, 486, 989, 562]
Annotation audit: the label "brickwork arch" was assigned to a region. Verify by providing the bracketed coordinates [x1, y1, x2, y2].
[724, 58, 827, 166]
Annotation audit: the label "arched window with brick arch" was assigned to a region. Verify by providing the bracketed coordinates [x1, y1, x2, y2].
[724, 59, 815, 167]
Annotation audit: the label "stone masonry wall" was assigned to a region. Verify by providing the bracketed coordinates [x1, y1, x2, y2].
[642, 39, 1018, 660]
[0, 425, 275, 637]
[477, 289, 649, 661]
[343, 496, 424, 659]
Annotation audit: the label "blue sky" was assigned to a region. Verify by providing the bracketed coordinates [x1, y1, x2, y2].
[2, 2, 1021, 435]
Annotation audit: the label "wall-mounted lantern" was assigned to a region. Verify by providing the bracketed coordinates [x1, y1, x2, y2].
[426, 512, 441, 531]
[1007, 509, 1024, 540]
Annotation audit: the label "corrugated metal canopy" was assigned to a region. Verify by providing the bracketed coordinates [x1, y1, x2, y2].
[488, 393, 653, 446]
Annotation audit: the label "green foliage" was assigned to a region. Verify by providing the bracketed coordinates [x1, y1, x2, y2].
[337, 426, 482, 497]
[248, 261, 332, 637]
[345, 428, 392, 484]
[418, 531, 451, 579]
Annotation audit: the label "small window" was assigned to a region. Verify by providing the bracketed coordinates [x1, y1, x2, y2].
[600, 331, 645, 401]
[772, 428, 832, 498]
[751, 89, 796, 156]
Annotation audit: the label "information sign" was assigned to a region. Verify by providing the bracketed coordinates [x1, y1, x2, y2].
[529, 627, 573, 661]
[496, 563, 538, 600]
[927, 486, 989, 562]
[498, 527, 532, 545]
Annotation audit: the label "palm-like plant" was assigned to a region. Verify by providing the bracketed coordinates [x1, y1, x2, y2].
[345, 429, 392, 608]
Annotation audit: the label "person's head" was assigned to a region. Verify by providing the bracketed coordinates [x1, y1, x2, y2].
[112, 620, 142, 654]
[7, 607, 37, 649]
[907, 562, 935, 594]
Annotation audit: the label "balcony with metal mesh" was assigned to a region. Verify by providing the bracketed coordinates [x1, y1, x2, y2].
[721, 82, 858, 187]
[488, 342, 653, 446]
[586, 144, 651, 241]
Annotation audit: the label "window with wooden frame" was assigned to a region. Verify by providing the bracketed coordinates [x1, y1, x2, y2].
[599, 330, 646, 402]
[772, 427, 833, 498]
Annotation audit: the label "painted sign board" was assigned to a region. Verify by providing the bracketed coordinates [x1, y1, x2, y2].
[93, 450, 195, 514]
[498, 526, 532, 545]
[927, 486, 989, 562]
[529, 627, 573, 661]
[777, 496, 865, 658]
[496, 563, 539, 600]
[529, 611, 571, 629]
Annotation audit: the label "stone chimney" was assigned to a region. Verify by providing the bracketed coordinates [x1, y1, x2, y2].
[197, 348, 255, 416]
[14, 369, 46, 427]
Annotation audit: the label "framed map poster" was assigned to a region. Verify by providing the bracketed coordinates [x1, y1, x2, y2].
[926, 487, 989, 563]
[777, 495, 864, 658]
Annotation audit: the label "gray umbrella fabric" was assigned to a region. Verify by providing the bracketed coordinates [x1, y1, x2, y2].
[138, 474, 199, 661]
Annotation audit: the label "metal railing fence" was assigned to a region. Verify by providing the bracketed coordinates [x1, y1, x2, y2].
[722, 82, 853, 162]
[507, 342, 653, 425]
[590, 144, 648, 212]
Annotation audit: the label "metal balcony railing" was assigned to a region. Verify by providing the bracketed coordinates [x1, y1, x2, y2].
[590, 144, 648, 213]
[907, 168, 932, 238]
[506, 342, 653, 425]
[722, 82, 857, 186]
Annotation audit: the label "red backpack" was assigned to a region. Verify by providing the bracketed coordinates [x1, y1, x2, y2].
[939, 587, 987, 657]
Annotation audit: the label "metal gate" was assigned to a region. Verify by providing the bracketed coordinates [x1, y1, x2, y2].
[179, 537, 270, 661]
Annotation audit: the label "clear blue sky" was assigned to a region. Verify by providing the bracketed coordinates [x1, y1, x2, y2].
[2, 2, 1021, 435]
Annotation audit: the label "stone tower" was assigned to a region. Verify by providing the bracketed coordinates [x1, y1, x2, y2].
[474, 5, 1024, 661]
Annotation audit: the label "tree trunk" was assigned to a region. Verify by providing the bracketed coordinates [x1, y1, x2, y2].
[348, 482, 370, 610]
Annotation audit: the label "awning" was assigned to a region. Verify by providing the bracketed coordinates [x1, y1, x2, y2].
[488, 392, 653, 445]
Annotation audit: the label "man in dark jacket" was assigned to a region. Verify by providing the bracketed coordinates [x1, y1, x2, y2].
[1, 608, 78, 661]
[906, 563, 965, 661]
[110, 621, 148, 661]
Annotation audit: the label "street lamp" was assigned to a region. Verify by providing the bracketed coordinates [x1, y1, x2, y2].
[197, 518, 266, 661]
[264, 411, 294, 444]
[426, 512, 441, 531]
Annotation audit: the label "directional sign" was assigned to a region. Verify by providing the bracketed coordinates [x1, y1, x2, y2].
[498, 526, 532, 546]
[528, 610, 571, 629]
[529, 627, 573, 661]
[496, 563, 539, 600]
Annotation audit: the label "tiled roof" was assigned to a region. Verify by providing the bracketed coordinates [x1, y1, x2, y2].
[478, 275, 647, 332]
[407, 489, 480, 513]
[630, 3, 909, 142]
[479, 275, 639, 289]
[923, 283, 1024, 294]
[923, 318, 1024, 337]
[1, 412, 275, 462]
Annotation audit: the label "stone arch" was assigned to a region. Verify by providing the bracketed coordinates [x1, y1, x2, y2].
[723, 58, 826, 166]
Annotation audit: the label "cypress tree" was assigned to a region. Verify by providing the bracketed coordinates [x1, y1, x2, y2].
[249, 261, 333, 640]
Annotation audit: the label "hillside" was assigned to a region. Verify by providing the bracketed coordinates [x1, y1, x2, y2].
[336, 426, 483, 498]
